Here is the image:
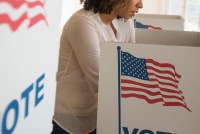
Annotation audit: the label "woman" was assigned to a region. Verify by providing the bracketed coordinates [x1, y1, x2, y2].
[51, 0, 143, 134]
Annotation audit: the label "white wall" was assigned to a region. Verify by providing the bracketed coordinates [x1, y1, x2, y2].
[60, 0, 82, 31]
[60, 0, 167, 27]
[140, 0, 167, 14]
[59, 0, 200, 32]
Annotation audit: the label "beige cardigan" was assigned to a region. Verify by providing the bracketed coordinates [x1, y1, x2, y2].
[53, 8, 135, 134]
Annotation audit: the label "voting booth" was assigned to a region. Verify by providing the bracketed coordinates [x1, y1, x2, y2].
[97, 31, 200, 134]
[135, 29, 200, 46]
[0, 1, 62, 134]
[134, 14, 184, 31]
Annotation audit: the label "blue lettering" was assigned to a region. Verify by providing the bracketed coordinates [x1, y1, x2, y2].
[123, 127, 130, 134]
[122, 127, 172, 134]
[157, 131, 172, 134]
[35, 73, 45, 107]
[140, 129, 154, 134]
[123, 127, 139, 134]
[2, 100, 19, 134]
[1, 73, 45, 133]
[21, 83, 34, 118]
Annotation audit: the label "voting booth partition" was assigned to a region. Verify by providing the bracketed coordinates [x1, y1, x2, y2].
[97, 30, 200, 134]
[134, 14, 184, 31]
[0, 1, 62, 134]
[135, 29, 200, 47]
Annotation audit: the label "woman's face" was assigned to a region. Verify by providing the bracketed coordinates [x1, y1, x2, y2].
[115, 0, 143, 19]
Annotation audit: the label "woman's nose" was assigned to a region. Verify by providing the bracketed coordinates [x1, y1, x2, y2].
[137, 0, 143, 9]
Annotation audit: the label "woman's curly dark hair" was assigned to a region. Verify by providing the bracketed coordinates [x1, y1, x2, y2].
[80, 0, 126, 14]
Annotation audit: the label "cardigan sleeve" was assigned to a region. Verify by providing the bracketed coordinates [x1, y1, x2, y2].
[66, 16, 99, 93]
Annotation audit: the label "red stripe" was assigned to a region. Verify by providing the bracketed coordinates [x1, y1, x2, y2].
[149, 78, 178, 88]
[0, 12, 27, 31]
[148, 72, 179, 83]
[146, 59, 181, 78]
[121, 79, 183, 94]
[147, 66, 179, 80]
[122, 86, 161, 96]
[121, 93, 164, 104]
[28, 13, 48, 28]
[122, 79, 156, 88]
[161, 94, 185, 101]
[27, 1, 44, 8]
[0, 0, 25, 9]
[122, 86, 185, 101]
[148, 25, 162, 30]
[159, 86, 183, 95]
[0, 0, 44, 9]
[164, 102, 191, 112]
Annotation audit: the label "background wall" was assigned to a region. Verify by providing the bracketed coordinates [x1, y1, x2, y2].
[60, 0, 82, 32]
[60, 0, 200, 32]
[140, 0, 167, 14]
[60, 0, 167, 29]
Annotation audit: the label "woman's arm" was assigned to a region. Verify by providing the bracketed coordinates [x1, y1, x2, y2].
[66, 16, 100, 93]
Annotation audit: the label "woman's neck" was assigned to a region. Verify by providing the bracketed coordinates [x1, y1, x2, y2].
[99, 12, 117, 25]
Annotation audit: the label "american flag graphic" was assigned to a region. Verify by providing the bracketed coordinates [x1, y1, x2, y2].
[120, 50, 191, 112]
[0, 0, 48, 32]
[134, 19, 162, 30]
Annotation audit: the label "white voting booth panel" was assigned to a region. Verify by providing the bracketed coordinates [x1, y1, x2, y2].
[134, 14, 184, 31]
[136, 29, 200, 47]
[97, 37, 200, 133]
[0, 1, 62, 134]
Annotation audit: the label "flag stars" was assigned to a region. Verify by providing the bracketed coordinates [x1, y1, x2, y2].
[121, 51, 149, 80]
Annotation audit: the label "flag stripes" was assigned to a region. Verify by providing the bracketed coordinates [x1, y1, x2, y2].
[0, 0, 47, 31]
[120, 51, 191, 112]
[134, 19, 162, 30]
